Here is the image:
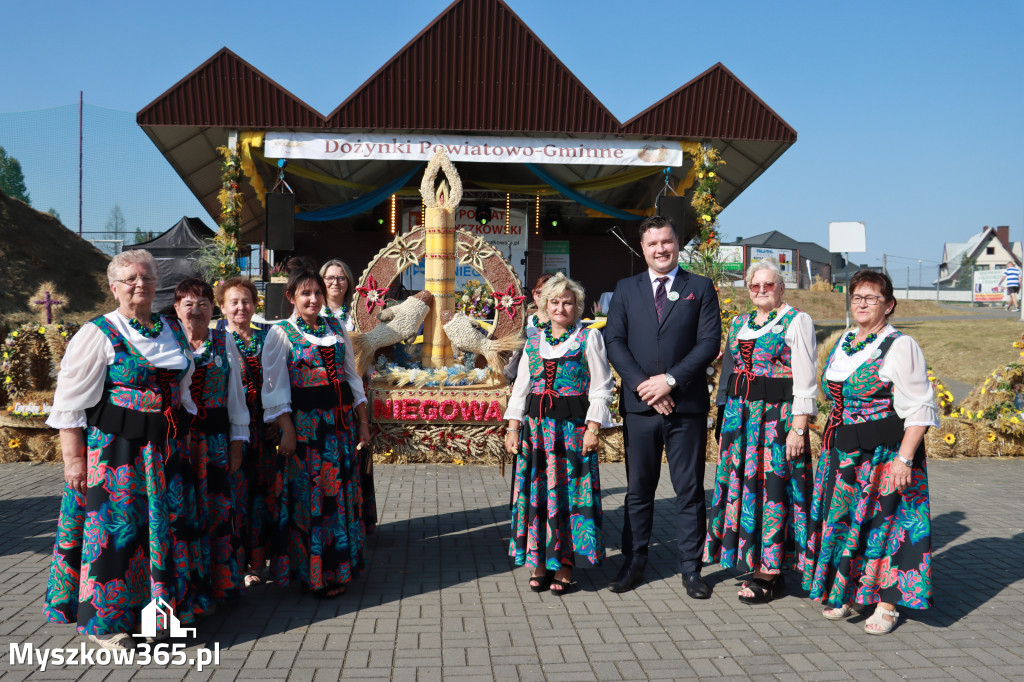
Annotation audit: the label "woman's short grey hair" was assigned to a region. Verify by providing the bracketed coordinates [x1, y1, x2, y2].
[319, 258, 355, 308]
[745, 258, 784, 287]
[107, 249, 157, 285]
[538, 272, 586, 324]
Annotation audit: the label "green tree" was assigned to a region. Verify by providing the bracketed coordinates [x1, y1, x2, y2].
[47, 208, 61, 222]
[956, 255, 976, 289]
[105, 204, 127, 242]
[133, 227, 154, 244]
[0, 145, 31, 204]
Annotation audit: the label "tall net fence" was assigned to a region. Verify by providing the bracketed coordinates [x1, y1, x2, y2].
[0, 102, 211, 256]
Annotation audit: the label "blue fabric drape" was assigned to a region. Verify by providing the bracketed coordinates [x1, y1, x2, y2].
[524, 163, 645, 221]
[294, 164, 424, 222]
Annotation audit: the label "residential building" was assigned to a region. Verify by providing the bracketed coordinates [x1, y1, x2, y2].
[938, 225, 1021, 286]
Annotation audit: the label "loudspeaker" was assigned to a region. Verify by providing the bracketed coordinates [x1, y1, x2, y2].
[266, 193, 295, 251]
[264, 283, 289, 321]
[656, 195, 698, 244]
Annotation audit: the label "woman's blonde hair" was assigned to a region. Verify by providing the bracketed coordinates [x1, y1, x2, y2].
[538, 272, 586, 324]
[745, 258, 784, 287]
[107, 249, 157, 285]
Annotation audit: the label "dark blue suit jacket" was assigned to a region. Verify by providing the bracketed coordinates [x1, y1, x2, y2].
[605, 268, 721, 415]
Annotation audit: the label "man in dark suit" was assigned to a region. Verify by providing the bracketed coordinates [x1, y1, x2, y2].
[604, 216, 721, 598]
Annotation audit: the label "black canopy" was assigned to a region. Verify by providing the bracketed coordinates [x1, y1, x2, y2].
[129, 217, 216, 312]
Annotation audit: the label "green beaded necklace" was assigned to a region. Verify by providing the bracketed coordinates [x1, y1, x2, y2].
[127, 314, 163, 339]
[539, 320, 576, 346]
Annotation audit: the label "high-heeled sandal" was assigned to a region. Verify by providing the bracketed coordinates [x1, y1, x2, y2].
[822, 603, 856, 620]
[528, 571, 552, 593]
[737, 574, 785, 605]
[864, 606, 900, 635]
[549, 568, 574, 596]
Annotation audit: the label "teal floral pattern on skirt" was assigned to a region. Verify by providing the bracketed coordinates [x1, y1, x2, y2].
[43, 315, 204, 635]
[803, 332, 933, 610]
[704, 308, 811, 575]
[509, 328, 603, 569]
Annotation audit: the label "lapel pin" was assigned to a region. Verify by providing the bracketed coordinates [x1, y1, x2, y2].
[667, 291, 680, 301]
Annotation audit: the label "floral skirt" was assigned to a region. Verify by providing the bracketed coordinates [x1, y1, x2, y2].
[272, 405, 366, 591]
[241, 423, 283, 572]
[509, 415, 603, 569]
[43, 428, 202, 635]
[703, 396, 811, 574]
[191, 430, 243, 604]
[803, 443, 932, 609]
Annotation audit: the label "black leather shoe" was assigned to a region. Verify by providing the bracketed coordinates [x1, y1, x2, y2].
[609, 560, 645, 593]
[611, 557, 633, 584]
[683, 572, 711, 599]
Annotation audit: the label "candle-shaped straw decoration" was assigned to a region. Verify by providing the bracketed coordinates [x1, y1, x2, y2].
[419, 149, 463, 368]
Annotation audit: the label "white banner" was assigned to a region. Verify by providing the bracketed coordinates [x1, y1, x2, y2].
[400, 207, 527, 292]
[265, 133, 685, 167]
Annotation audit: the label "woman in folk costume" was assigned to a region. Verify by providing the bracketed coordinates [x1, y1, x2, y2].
[805, 270, 936, 635]
[216, 276, 277, 587]
[262, 259, 371, 598]
[319, 258, 356, 333]
[703, 259, 816, 604]
[319, 257, 375, 533]
[43, 250, 200, 650]
[174, 278, 249, 607]
[504, 273, 615, 595]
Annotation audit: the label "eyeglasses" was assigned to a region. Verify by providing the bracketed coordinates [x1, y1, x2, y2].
[324, 276, 348, 284]
[177, 299, 212, 311]
[115, 275, 157, 286]
[748, 281, 778, 292]
[851, 294, 885, 305]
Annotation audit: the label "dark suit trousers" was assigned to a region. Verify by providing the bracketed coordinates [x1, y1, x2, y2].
[621, 411, 707, 574]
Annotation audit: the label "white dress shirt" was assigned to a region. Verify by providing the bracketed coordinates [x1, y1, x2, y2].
[734, 305, 818, 415]
[504, 327, 615, 427]
[823, 325, 939, 428]
[261, 315, 367, 423]
[47, 311, 197, 429]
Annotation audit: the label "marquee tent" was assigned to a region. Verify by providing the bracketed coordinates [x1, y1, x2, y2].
[130, 216, 215, 312]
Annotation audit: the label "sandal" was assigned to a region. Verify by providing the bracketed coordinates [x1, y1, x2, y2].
[528, 571, 552, 593]
[549, 567, 575, 596]
[864, 605, 900, 635]
[88, 633, 136, 651]
[244, 570, 268, 588]
[822, 603, 856, 621]
[549, 578, 575, 596]
[312, 583, 346, 600]
[737, 574, 785, 605]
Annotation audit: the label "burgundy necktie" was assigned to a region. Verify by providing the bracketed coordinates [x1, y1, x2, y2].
[654, 276, 668, 322]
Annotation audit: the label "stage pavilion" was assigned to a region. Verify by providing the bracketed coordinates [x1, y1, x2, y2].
[137, 0, 796, 310]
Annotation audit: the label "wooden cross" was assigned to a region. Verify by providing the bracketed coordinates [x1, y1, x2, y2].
[34, 291, 63, 324]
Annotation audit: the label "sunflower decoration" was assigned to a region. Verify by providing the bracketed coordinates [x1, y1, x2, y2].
[943, 433, 956, 445]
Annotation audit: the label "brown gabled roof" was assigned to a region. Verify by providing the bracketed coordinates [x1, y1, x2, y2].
[326, 0, 621, 134]
[622, 63, 797, 142]
[137, 48, 324, 128]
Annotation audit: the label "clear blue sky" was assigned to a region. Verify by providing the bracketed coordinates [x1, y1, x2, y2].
[1, 0, 1021, 286]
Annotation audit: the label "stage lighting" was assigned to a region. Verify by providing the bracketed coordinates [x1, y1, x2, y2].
[544, 205, 563, 228]
[476, 206, 493, 225]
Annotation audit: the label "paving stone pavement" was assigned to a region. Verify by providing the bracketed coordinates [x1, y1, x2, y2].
[2, 459, 1023, 681]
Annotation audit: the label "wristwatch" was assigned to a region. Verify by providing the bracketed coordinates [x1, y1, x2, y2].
[792, 427, 806, 437]
[587, 425, 601, 436]
[896, 455, 913, 468]
[664, 373, 677, 387]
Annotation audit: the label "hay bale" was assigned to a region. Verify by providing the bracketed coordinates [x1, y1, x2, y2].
[0, 425, 58, 463]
